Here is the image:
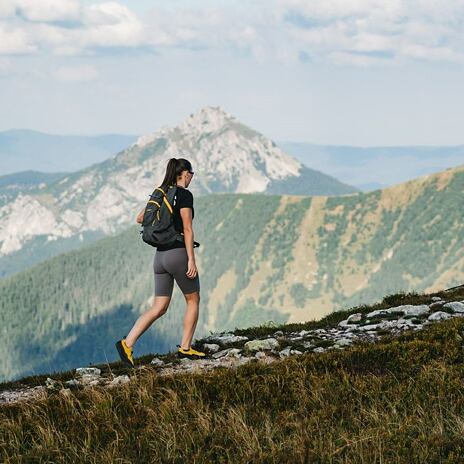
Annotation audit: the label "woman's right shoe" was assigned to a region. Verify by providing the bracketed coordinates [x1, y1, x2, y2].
[115, 337, 135, 368]
[177, 344, 206, 359]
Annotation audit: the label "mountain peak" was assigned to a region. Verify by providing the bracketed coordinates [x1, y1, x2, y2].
[178, 105, 235, 134]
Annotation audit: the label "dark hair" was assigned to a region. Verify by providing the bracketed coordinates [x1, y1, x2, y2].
[160, 157, 193, 190]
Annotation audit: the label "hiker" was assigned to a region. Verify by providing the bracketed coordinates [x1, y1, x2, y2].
[116, 157, 205, 367]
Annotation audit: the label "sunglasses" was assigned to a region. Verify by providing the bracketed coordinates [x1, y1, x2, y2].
[188, 170, 194, 175]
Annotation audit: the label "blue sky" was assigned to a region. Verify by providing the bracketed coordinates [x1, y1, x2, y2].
[0, 0, 463, 145]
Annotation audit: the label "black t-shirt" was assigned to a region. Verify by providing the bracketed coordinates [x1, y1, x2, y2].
[156, 186, 195, 251]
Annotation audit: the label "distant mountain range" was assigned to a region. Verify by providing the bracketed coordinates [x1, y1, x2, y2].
[2, 129, 464, 193]
[0, 129, 137, 175]
[0, 163, 462, 381]
[0, 106, 357, 279]
[278, 142, 464, 191]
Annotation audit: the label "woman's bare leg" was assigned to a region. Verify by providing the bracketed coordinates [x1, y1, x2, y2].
[180, 291, 200, 349]
[125, 296, 171, 348]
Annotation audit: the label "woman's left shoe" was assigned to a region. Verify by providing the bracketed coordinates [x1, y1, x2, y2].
[115, 337, 135, 368]
[177, 344, 206, 359]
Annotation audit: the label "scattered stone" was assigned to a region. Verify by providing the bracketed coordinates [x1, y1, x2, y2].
[431, 296, 443, 302]
[273, 330, 284, 337]
[205, 333, 249, 344]
[80, 374, 101, 385]
[203, 343, 221, 353]
[428, 311, 453, 321]
[335, 338, 352, 347]
[403, 305, 430, 317]
[443, 302, 464, 313]
[109, 375, 130, 387]
[244, 338, 279, 352]
[430, 301, 445, 309]
[150, 357, 164, 366]
[76, 367, 101, 376]
[212, 348, 242, 359]
[65, 379, 81, 388]
[45, 378, 61, 391]
[313, 347, 325, 353]
[255, 351, 267, 359]
[347, 313, 362, 323]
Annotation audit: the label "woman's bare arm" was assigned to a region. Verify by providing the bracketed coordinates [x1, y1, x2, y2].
[180, 207, 195, 261]
[136, 207, 145, 224]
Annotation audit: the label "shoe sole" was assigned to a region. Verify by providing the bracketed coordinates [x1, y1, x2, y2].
[115, 341, 135, 368]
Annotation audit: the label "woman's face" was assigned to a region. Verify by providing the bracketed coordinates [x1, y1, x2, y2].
[185, 168, 194, 186]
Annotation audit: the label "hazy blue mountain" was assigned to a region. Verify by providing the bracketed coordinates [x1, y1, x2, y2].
[278, 142, 464, 191]
[0, 129, 138, 175]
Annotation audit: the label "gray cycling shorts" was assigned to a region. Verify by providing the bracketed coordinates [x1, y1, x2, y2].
[153, 247, 200, 297]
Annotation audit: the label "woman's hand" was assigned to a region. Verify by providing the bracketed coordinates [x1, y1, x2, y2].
[186, 258, 197, 279]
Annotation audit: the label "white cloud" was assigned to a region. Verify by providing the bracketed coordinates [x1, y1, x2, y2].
[278, 0, 464, 65]
[53, 64, 99, 81]
[0, 23, 37, 54]
[15, 0, 81, 22]
[0, 0, 464, 66]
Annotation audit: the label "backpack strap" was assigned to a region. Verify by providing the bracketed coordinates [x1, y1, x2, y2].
[154, 187, 174, 214]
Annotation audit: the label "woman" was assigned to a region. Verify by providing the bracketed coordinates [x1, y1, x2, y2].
[115, 157, 205, 367]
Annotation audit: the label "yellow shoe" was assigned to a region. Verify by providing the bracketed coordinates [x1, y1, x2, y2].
[177, 344, 206, 359]
[116, 337, 135, 368]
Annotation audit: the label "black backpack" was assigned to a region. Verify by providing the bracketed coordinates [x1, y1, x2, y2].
[139, 184, 200, 249]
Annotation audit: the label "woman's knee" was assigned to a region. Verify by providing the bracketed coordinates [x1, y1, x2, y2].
[151, 296, 171, 314]
[184, 290, 200, 303]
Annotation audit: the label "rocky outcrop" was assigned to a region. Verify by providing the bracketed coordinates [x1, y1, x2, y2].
[2, 295, 464, 405]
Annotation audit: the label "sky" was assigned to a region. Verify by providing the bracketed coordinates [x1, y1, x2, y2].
[0, 0, 463, 146]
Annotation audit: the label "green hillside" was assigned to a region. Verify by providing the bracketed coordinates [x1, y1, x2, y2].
[0, 165, 463, 381]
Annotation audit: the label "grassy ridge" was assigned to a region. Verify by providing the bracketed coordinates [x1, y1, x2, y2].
[1, 287, 464, 462]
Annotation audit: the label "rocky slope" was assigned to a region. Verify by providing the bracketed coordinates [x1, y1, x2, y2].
[2, 284, 463, 405]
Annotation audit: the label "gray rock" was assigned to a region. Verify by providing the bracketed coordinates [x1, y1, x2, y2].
[403, 305, 430, 317]
[65, 379, 81, 388]
[206, 333, 249, 344]
[203, 343, 221, 353]
[313, 347, 326, 353]
[273, 331, 284, 337]
[244, 338, 279, 352]
[428, 311, 453, 321]
[150, 357, 164, 366]
[45, 378, 61, 390]
[212, 348, 242, 359]
[255, 351, 267, 359]
[431, 296, 443, 302]
[109, 375, 130, 386]
[443, 302, 464, 313]
[76, 367, 101, 376]
[347, 313, 362, 323]
[335, 338, 353, 346]
[357, 323, 383, 331]
[80, 374, 101, 385]
[430, 301, 445, 309]
[366, 304, 429, 318]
